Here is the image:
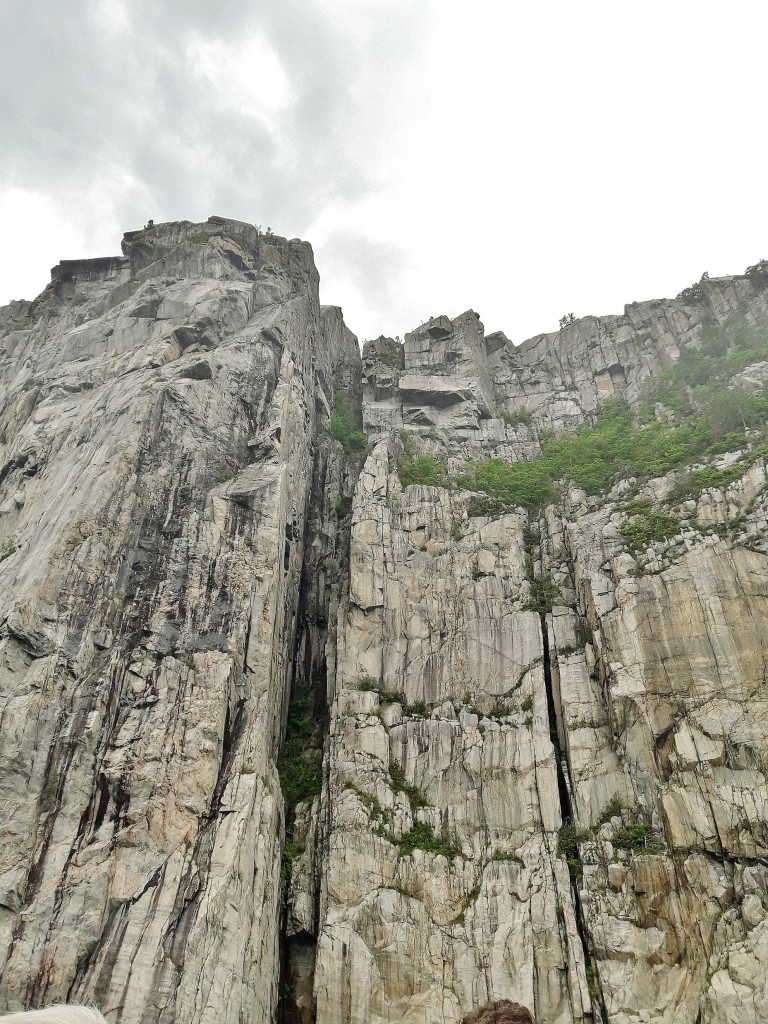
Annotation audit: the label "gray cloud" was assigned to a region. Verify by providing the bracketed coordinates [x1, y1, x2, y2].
[0, 0, 429, 248]
[317, 229, 409, 331]
[5, 2, 766, 346]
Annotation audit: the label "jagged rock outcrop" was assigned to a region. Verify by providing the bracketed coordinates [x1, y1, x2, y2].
[2, 226, 768, 1024]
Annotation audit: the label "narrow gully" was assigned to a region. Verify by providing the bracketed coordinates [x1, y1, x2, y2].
[540, 609, 608, 1024]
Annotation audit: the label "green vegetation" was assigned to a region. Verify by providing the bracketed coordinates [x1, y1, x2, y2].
[0, 538, 16, 563]
[596, 796, 624, 827]
[575, 618, 593, 648]
[373, 340, 403, 367]
[282, 839, 301, 873]
[331, 392, 366, 454]
[620, 510, 681, 554]
[458, 455, 556, 511]
[278, 697, 322, 815]
[667, 462, 758, 502]
[502, 408, 531, 428]
[557, 822, 592, 881]
[356, 672, 379, 691]
[399, 455, 447, 487]
[398, 433, 447, 488]
[493, 850, 524, 865]
[397, 821, 462, 859]
[450, 882, 481, 924]
[640, 315, 768, 416]
[523, 573, 559, 614]
[335, 494, 352, 517]
[355, 673, 405, 707]
[402, 699, 428, 717]
[345, 782, 386, 821]
[389, 760, 427, 808]
[557, 802, 665, 885]
[396, 313, 768, 514]
[612, 817, 665, 854]
[466, 494, 511, 518]
[458, 316, 768, 513]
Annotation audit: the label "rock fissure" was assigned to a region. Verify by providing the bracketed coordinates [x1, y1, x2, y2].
[540, 594, 604, 1024]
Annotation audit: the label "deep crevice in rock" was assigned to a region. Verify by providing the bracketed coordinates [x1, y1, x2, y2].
[540, 602, 606, 1024]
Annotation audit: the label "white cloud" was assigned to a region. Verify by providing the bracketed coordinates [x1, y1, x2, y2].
[89, 0, 131, 35]
[185, 31, 293, 130]
[0, 190, 84, 302]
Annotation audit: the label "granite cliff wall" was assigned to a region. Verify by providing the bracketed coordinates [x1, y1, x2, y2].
[1, 221, 768, 1024]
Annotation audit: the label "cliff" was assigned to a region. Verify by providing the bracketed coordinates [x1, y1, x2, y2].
[1, 220, 767, 1024]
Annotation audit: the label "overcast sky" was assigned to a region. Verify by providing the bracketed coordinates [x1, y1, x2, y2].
[1, 0, 766, 344]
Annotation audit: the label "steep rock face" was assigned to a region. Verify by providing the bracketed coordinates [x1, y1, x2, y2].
[306, 270, 768, 1023]
[3, 228, 768, 1024]
[0, 219, 360, 1024]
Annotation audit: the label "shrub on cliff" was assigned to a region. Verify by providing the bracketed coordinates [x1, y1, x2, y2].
[330, 392, 366, 453]
[397, 432, 447, 487]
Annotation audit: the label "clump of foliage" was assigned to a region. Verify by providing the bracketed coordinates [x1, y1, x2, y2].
[356, 672, 379, 691]
[389, 760, 427, 808]
[282, 839, 301, 873]
[612, 817, 665, 854]
[502, 408, 531, 428]
[356, 673, 403, 706]
[331, 392, 366, 453]
[596, 796, 624, 827]
[466, 495, 512, 518]
[575, 618, 593, 647]
[557, 821, 592, 881]
[278, 697, 322, 816]
[398, 433, 447, 487]
[402, 699, 428, 716]
[620, 510, 681, 554]
[493, 850, 524, 865]
[335, 494, 352, 517]
[668, 463, 751, 502]
[523, 573, 559, 614]
[0, 538, 16, 562]
[373, 339, 403, 368]
[398, 821, 462, 858]
[458, 457, 557, 512]
[401, 314, 768, 524]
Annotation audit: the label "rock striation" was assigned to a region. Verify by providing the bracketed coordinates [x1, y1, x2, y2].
[2, 223, 768, 1024]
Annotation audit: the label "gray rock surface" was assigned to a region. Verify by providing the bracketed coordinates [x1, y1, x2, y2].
[2, 225, 768, 1023]
[0, 218, 360, 1024]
